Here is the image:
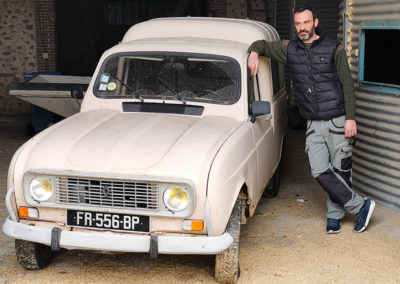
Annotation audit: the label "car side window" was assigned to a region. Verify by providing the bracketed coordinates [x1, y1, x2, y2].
[247, 70, 255, 114]
[253, 74, 261, 101]
[271, 60, 285, 95]
[256, 57, 273, 102]
[247, 56, 275, 114]
[247, 69, 263, 113]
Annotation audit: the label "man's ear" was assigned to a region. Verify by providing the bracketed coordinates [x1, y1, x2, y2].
[314, 17, 319, 27]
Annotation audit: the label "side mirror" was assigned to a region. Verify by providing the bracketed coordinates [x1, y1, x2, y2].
[250, 101, 271, 123]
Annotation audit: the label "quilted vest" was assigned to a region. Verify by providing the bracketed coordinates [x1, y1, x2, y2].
[287, 31, 345, 120]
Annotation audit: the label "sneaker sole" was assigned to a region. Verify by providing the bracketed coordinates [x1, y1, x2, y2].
[327, 229, 341, 234]
[354, 200, 376, 233]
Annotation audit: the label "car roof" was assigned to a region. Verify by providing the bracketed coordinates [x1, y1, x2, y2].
[122, 17, 280, 46]
[107, 37, 249, 60]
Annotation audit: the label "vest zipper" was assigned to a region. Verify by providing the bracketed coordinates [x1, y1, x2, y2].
[307, 48, 317, 117]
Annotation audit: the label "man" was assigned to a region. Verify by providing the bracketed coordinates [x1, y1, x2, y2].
[248, 4, 375, 233]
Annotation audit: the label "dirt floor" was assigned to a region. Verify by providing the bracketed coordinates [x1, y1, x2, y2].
[1, 115, 400, 284]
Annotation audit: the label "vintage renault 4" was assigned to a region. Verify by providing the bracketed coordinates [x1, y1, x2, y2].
[3, 17, 287, 283]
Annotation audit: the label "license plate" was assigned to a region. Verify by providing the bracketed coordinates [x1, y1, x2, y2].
[67, 210, 149, 233]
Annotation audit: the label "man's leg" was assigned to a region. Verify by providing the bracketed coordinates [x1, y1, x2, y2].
[306, 118, 375, 232]
[328, 116, 375, 233]
[328, 116, 365, 215]
[326, 199, 346, 220]
[306, 120, 346, 220]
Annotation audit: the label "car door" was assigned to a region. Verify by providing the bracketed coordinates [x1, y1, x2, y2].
[250, 57, 275, 196]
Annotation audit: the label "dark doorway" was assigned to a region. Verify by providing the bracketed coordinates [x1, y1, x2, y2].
[56, 0, 208, 76]
[364, 29, 399, 86]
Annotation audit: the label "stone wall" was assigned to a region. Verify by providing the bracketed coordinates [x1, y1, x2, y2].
[210, 0, 269, 21]
[226, 0, 270, 22]
[35, 0, 56, 73]
[0, 0, 37, 115]
[226, 0, 247, 18]
[209, 0, 227, 17]
[248, 0, 269, 22]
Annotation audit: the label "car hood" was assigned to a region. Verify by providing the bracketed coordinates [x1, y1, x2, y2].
[24, 109, 241, 178]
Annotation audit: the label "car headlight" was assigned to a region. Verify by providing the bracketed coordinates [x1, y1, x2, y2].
[29, 177, 54, 202]
[163, 187, 190, 212]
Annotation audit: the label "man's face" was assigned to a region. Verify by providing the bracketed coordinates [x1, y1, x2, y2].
[294, 10, 319, 41]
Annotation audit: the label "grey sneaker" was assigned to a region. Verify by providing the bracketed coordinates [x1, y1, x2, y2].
[326, 218, 341, 234]
[354, 199, 375, 233]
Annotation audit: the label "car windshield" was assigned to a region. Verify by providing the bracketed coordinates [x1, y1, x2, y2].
[94, 53, 240, 105]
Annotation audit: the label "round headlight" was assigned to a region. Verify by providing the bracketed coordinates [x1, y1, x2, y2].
[163, 187, 190, 212]
[29, 177, 54, 202]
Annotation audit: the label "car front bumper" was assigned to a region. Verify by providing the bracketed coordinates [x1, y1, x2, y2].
[3, 217, 233, 255]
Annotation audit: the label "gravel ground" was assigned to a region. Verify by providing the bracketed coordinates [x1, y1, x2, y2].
[1, 115, 400, 283]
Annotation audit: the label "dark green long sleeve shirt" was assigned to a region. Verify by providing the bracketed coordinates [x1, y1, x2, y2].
[248, 40, 356, 120]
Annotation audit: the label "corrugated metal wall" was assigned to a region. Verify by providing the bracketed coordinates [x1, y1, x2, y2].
[340, 0, 400, 211]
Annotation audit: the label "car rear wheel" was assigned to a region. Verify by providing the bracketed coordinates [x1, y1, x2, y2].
[263, 159, 282, 198]
[263, 142, 285, 198]
[15, 239, 55, 270]
[215, 197, 241, 283]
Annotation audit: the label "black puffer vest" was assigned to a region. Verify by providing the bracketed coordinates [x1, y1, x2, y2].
[287, 30, 345, 120]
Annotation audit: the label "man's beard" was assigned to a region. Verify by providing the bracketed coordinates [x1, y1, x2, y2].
[298, 26, 315, 41]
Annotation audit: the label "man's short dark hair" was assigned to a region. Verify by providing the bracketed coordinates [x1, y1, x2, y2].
[294, 3, 317, 20]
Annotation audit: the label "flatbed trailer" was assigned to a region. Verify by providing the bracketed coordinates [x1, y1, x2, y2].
[10, 74, 91, 118]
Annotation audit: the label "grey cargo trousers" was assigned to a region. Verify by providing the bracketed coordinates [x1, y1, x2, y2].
[305, 115, 365, 219]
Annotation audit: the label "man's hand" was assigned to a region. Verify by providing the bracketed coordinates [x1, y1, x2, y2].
[248, 51, 260, 75]
[344, 119, 357, 138]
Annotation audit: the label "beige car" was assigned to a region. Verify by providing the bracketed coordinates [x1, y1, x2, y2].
[3, 17, 287, 283]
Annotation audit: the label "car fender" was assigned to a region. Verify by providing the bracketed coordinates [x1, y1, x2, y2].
[206, 122, 256, 236]
[6, 141, 30, 221]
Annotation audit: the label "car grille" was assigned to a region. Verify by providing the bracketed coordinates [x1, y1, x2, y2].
[56, 177, 159, 210]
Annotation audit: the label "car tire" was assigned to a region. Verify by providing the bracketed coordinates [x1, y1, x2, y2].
[263, 161, 282, 198]
[263, 143, 285, 198]
[215, 197, 241, 283]
[15, 239, 55, 270]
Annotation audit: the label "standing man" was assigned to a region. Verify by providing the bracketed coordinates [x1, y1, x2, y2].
[248, 4, 375, 233]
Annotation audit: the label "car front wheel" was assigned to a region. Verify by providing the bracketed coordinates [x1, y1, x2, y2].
[215, 197, 241, 283]
[15, 239, 55, 270]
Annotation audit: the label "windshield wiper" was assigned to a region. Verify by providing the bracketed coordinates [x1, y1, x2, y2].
[151, 73, 186, 104]
[105, 73, 144, 101]
[184, 86, 224, 101]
